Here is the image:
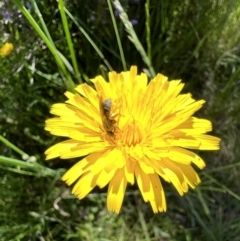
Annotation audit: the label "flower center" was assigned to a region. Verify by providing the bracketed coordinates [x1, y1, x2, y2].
[121, 120, 144, 147]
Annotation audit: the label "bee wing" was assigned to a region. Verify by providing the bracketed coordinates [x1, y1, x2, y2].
[99, 95, 111, 123]
[102, 99, 112, 117]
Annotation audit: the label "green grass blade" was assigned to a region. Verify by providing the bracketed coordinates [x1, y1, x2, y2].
[30, 0, 54, 44]
[0, 135, 26, 156]
[64, 8, 113, 71]
[107, 0, 127, 71]
[204, 162, 240, 173]
[58, 0, 83, 84]
[0, 155, 59, 177]
[113, 0, 156, 77]
[186, 195, 218, 241]
[12, 0, 75, 92]
[203, 172, 240, 201]
[0, 155, 38, 169]
[196, 187, 210, 216]
[0, 165, 36, 176]
[137, 204, 151, 241]
[145, 0, 152, 63]
[29, 0, 78, 80]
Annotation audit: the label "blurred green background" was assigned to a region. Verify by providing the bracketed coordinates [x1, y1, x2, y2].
[1, 0, 240, 240]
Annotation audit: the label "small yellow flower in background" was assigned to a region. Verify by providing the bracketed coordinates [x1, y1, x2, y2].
[45, 66, 220, 214]
[0, 42, 14, 56]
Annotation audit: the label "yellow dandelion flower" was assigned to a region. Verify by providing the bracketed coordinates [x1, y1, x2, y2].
[45, 66, 220, 214]
[0, 42, 14, 56]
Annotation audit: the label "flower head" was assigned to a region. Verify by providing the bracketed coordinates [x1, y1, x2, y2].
[45, 66, 220, 213]
[0, 42, 14, 56]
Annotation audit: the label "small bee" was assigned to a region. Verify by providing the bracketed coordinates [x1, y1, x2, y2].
[100, 98, 118, 137]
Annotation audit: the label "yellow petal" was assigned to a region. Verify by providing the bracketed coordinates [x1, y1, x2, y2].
[72, 171, 97, 199]
[176, 163, 201, 188]
[75, 83, 99, 109]
[194, 134, 221, 150]
[90, 148, 118, 174]
[62, 151, 107, 185]
[107, 168, 127, 214]
[149, 174, 166, 212]
[160, 159, 187, 195]
[167, 147, 206, 168]
[60, 142, 109, 159]
[96, 168, 117, 188]
[45, 140, 79, 160]
[124, 158, 135, 185]
[62, 158, 90, 185]
[135, 164, 151, 202]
